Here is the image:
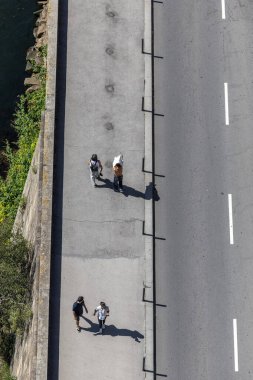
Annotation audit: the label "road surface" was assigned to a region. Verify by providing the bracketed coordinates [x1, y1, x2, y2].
[154, 0, 253, 378]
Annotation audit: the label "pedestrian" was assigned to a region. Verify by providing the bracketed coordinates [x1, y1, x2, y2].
[93, 301, 110, 333]
[113, 154, 123, 192]
[72, 296, 88, 332]
[89, 154, 103, 187]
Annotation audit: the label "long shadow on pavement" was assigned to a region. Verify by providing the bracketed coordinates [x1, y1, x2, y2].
[96, 178, 160, 201]
[47, 0, 68, 378]
[80, 316, 144, 342]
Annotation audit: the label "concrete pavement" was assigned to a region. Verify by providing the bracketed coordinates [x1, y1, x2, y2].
[48, 1, 149, 379]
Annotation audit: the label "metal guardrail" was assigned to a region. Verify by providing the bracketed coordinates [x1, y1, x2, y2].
[142, 0, 167, 378]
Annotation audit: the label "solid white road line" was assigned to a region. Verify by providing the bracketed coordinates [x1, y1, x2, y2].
[221, 0, 226, 19]
[228, 194, 234, 245]
[224, 83, 229, 125]
[233, 319, 239, 372]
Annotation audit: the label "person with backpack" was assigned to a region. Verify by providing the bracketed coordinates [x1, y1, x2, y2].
[93, 301, 110, 333]
[113, 154, 123, 192]
[89, 154, 103, 187]
[72, 296, 88, 332]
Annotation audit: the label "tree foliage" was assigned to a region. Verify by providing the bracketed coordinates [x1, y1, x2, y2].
[0, 360, 16, 380]
[0, 47, 47, 374]
[0, 221, 32, 362]
[0, 46, 46, 222]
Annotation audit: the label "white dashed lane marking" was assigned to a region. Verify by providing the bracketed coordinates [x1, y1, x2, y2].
[224, 83, 229, 125]
[221, 0, 226, 19]
[233, 319, 239, 372]
[228, 194, 234, 245]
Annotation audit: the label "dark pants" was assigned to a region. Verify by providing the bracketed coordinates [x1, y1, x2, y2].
[73, 312, 82, 327]
[114, 175, 123, 189]
[98, 318, 105, 328]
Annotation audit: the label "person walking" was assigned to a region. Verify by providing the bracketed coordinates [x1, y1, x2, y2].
[89, 154, 103, 187]
[72, 296, 88, 332]
[113, 154, 123, 192]
[93, 301, 110, 333]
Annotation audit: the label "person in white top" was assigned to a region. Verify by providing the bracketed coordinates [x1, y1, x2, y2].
[89, 154, 103, 188]
[93, 301, 110, 333]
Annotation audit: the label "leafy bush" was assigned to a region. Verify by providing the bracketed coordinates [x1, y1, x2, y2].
[0, 47, 47, 375]
[0, 46, 46, 222]
[0, 360, 16, 380]
[0, 221, 32, 362]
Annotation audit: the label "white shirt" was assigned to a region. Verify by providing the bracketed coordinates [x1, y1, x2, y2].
[95, 305, 109, 320]
[113, 155, 123, 167]
[90, 160, 100, 171]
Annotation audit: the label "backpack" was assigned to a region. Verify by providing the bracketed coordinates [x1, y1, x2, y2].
[90, 160, 98, 172]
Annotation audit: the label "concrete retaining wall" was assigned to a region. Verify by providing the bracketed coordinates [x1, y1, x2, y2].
[11, 0, 58, 378]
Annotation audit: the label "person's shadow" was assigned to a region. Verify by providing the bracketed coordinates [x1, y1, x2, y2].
[80, 316, 144, 342]
[96, 178, 160, 201]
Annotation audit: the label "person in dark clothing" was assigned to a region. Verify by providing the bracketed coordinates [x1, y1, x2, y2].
[72, 296, 88, 332]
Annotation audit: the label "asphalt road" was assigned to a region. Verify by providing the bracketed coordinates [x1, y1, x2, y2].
[153, 0, 253, 378]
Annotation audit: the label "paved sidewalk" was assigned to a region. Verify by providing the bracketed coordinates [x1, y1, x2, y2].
[48, 1, 146, 379]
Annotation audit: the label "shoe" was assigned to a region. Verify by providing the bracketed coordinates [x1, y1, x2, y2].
[94, 184, 97, 188]
[102, 324, 105, 330]
[77, 327, 81, 332]
[119, 187, 123, 193]
[100, 172, 103, 177]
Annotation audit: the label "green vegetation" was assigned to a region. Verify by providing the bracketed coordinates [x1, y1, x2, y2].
[0, 46, 46, 222]
[0, 46, 47, 375]
[0, 220, 32, 364]
[0, 360, 16, 380]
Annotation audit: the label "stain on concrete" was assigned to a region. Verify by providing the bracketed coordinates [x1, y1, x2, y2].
[105, 4, 118, 22]
[104, 122, 114, 131]
[105, 82, 115, 94]
[105, 45, 114, 56]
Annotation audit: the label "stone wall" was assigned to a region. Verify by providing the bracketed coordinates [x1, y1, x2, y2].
[11, 0, 58, 378]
